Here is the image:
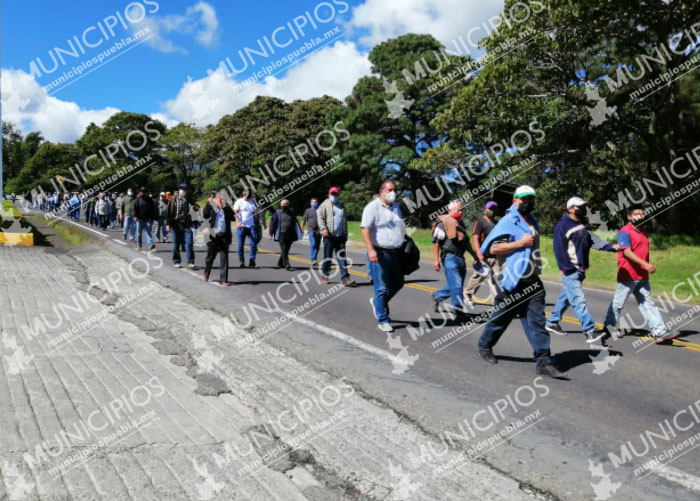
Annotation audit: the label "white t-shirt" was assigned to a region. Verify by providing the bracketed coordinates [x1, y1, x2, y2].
[234, 198, 257, 227]
[361, 198, 405, 249]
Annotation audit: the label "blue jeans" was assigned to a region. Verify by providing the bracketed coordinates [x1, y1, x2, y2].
[322, 236, 349, 280]
[123, 216, 136, 241]
[155, 216, 168, 240]
[136, 220, 153, 248]
[604, 280, 666, 336]
[237, 226, 258, 263]
[547, 271, 596, 333]
[309, 231, 321, 263]
[172, 222, 194, 265]
[433, 253, 466, 310]
[478, 278, 552, 365]
[368, 250, 404, 324]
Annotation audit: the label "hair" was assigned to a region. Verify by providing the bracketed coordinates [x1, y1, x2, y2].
[447, 200, 462, 210]
[626, 204, 644, 216]
[380, 179, 396, 191]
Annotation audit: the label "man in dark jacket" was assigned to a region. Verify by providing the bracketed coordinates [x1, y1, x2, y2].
[203, 193, 234, 286]
[166, 183, 199, 269]
[133, 187, 156, 251]
[121, 189, 136, 242]
[545, 196, 618, 343]
[269, 199, 302, 270]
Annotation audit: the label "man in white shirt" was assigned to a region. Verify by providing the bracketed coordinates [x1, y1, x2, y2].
[233, 189, 259, 268]
[361, 180, 406, 332]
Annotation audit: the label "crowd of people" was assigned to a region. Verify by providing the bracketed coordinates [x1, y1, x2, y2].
[15, 181, 677, 379]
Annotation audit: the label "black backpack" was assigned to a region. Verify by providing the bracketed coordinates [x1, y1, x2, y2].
[400, 236, 421, 275]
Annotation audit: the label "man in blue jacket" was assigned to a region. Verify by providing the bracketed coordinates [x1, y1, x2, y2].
[477, 185, 566, 378]
[545, 197, 619, 343]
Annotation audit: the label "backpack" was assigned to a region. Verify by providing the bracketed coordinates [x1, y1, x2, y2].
[399, 236, 421, 275]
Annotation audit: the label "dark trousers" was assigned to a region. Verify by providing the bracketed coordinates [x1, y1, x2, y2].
[322, 235, 349, 280]
[205, 236, 229, 283]
[477, 278, 552, 365]
[278, 233, 294, 267]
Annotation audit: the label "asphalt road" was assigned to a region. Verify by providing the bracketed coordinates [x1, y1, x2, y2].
[33, 213, 700, 500]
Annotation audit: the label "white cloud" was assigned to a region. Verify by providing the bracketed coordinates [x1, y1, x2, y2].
[162, 41, 371, 126]
[130, 1, 220, 55]
[347, 0, 504, 51]
[1, 69, 119, 143]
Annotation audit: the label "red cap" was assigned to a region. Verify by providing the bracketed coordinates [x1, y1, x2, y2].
[329, 186, 340, 194]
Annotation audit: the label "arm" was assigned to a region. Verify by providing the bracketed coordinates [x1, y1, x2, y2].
[623, 248, 655, 272]
[490, 234, 534, 255]
[300, 212, 307, 232]
[590, 230, 618, 251]
[361, 227, 378, 263]
[472, 234, 483, 260]
[433, 242, 441, 271]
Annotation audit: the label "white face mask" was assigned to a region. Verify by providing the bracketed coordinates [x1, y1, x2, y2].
[384, 190, 396, 204]
[127, 191, 133, 196]
[179, 189, 186, 197]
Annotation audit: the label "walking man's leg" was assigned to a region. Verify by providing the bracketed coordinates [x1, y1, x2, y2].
[185, 228, 194, 265]
[604, 281, 633, 332]
[237, 228, 245, 265]
[633, 280, 667, 337]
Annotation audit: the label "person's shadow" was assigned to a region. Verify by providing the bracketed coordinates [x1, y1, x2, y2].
[554, 348, 623, 372]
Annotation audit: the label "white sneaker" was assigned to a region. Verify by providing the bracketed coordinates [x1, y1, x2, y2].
[369, 297, 377, 319]
[378, 323, 394, 332]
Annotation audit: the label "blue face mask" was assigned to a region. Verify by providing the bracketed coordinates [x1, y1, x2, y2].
[329, 196, 338, 203]
[311, 202, 318, 208]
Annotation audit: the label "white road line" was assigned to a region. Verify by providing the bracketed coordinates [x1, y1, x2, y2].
[112, 239, 128, 246]
[55, 218, 109, 238]
[652, 465, 700, 495]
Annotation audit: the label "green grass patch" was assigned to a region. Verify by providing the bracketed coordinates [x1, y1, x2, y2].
[45, 218, 90, 246]
[346, 221, 700, 304]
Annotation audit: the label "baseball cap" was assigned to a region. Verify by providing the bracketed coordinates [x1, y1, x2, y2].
[329, 186, 340, 194]
[178, 183, 188, 189]
[514, 185, 536, 198]
[566, 196, 588, 209]
[485, 201, 498, 209]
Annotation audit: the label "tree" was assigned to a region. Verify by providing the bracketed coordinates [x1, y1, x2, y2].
[159, 123, 205, 191]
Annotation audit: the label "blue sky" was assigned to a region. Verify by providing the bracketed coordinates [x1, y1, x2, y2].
[2, 0, 504, 142]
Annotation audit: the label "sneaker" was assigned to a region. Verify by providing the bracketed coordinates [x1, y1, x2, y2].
[378, 323, 394, 332]
[249, 260, 259, 269]
[174, 263, 182, 268]
[239, 262, 246, 268]
[286, 265, 292, 271]
[585, 329, 606, 344]
[604, 325, 623, 339]
[122, 234, 127, 241]
[187, 263, 197, 270]
[545, 322, 567, 336]
[432, 295, 440, 313]
[136, 247, 143, 251]
[149, 244, 156, 251]
[478, 349, 498, 364]
[653, 331, 681, 344]
[341, 278, 355, 287]
[369, 297, 377, 319]
[536, 361, 568, 378]
[320, 278, 330, 285]
[203, 274, 209, 282]
[464, 297, 474, 308]
[219, 282, 229, 288]
[311, 261, 319, 269]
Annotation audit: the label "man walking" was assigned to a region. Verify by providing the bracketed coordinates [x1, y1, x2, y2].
[166, 183, 198, 269]
[464, 201, 502, 306]
[269, 200, 303, 270]
[431, 200, 475, 315]
[477, 185, 566, 378]
[121, 188, 136, 242]
[318, 187, 355, 287]
[361, 180, 406, 332]
[602, 205, 675, 342]
[301, 198, 321, 268]
[545, 197, 618, 342]
[155, 192, 169, 243]
[133, 187, 156, 251]
[203, 193, 233, 286]
[234, 190, 259, 268]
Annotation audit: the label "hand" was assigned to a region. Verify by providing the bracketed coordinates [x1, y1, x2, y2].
[236, 222, 242, 229]
[476, 252, 485, 261]
[433, 259, 441, 271]
[519, 233, 535, 248]
[166, 226, 170, 233]
[644, 263, 657, 273]
[368, 249, 378, 263]
[612, 243, 620, 251]
[322, 229, 329, 238]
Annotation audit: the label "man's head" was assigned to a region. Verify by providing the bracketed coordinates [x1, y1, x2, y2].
[280, 199, 290, 210]
[139, 187, 146, 196]
[241, 189, 249, 200]
[329, 186, 340, 203]
[160, 192, 165, 199]
[311, 197, 318, 208]
[626, 204, 645, 226]
[447, 200, 463, 219]
[484, 201, 498, 218]
[513, 185, 536, 215]
[214, 192, 223, 208]
[178, 183, 188, 197]
[127, 188, 133, 196]
[379, 180, 397, 205]
[210, 191, 216, 198]
[566, 196, 588, 220]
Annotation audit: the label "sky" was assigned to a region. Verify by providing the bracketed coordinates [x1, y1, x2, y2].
[1, 0, 504, 143]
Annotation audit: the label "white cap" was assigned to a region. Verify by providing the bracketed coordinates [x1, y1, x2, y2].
[566, 196, 588, 209]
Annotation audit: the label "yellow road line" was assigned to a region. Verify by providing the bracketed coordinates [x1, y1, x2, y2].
[252, 245, 700, 352]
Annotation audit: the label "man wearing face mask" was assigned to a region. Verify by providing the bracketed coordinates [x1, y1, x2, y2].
[301, 197, 321, 268]
[602, 205, 674, 342]
[464, 201, 502, 306]
[121, 188, 136, 242]
[234, 189, 259, 268]
[318, 187, 355, 287]
[546, 197, 619, 343]
[431, 200, 477, 315]
[361, 180, 406, 332]
[476, 185, 567, 378]
[166, 183, 198, 269]
[268, 200, 302, 270]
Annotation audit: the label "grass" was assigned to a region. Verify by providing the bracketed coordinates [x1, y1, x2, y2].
[346, 221, 700, 304]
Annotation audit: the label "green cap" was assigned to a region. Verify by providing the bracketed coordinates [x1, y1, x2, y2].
[514, 185, 536, 198]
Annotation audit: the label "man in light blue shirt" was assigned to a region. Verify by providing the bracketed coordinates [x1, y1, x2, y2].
[361, 180, 406, 332]
[318, 186, 355, 287]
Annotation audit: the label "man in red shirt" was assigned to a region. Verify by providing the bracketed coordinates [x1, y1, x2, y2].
[603, 205, 672, 342]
